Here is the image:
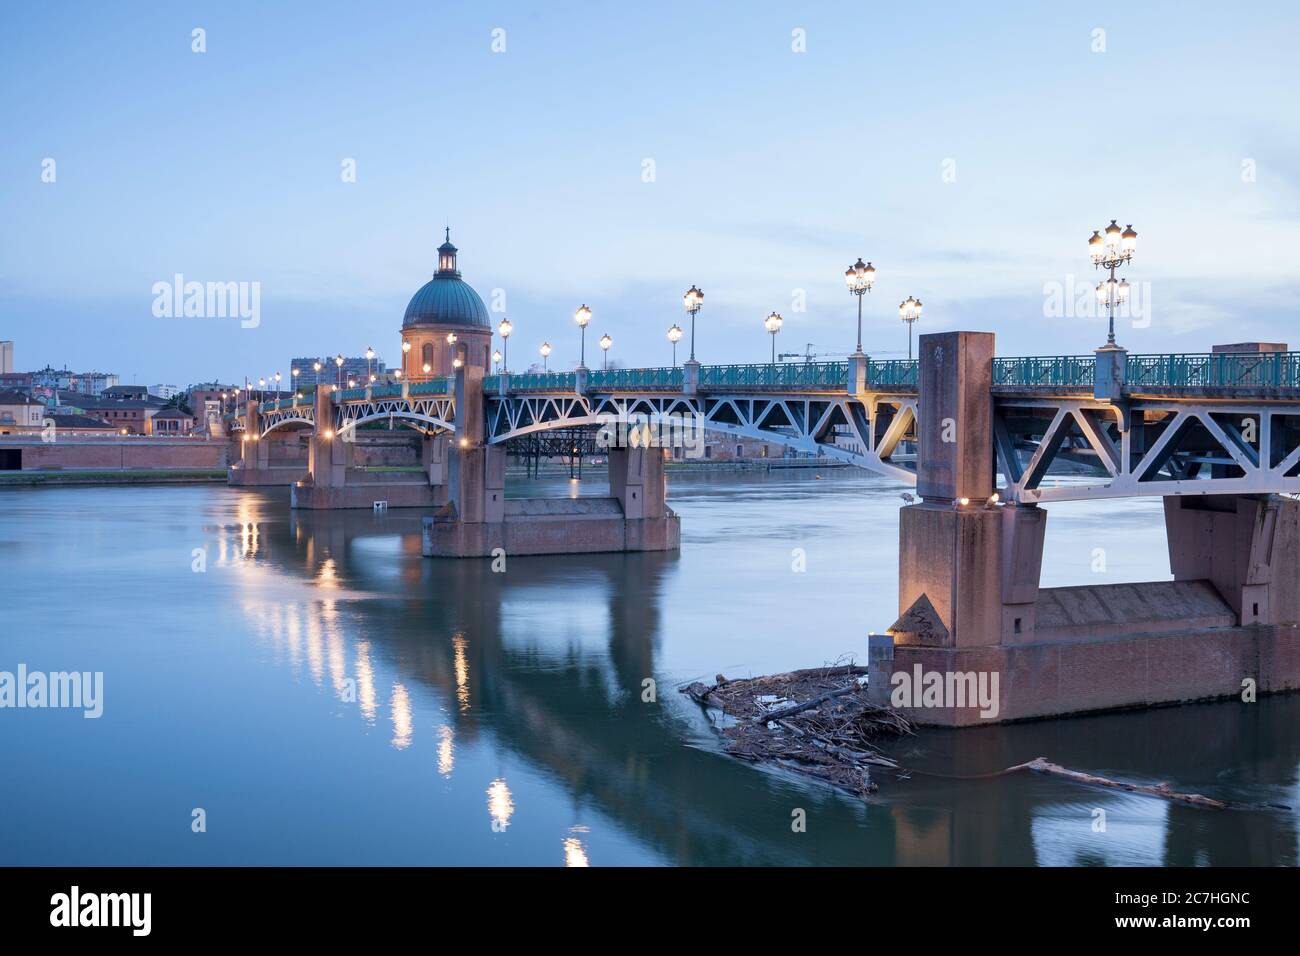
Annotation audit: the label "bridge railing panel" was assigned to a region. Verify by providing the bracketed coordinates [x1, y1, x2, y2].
[498, 371, 577, 392]
[588, 367, 683, 389]
[1127, 352, 1300, 389]
[698, 361, 850, 389]
[257, 386, 317, 413]
[866, 359, 917, 388]
[993, 356, 1095, 388]
[407, 378, 451, 396]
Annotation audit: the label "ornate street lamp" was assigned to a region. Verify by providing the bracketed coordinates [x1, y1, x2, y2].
[764, 312, 784, 364]
[497, 318, 512, 372]
[492, 349, 502, 372]
[667, 324, 683, 366]
[1089, 220, 1138, 346]
[683, 285, 703, 361]
[334, 354, 344, 388]
[274, 371, 282, 397]
[599, 333, 613, 370]
[844, 258, 875, 355]
[540, 341, 552, 371]
[574, 304, 592, 367]
[422, 362, 432, 375]
[898, 296, 922, 360]
[365, 346, 374, 380]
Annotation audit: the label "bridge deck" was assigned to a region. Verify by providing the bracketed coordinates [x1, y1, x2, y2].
[247, 351, 1300, 414]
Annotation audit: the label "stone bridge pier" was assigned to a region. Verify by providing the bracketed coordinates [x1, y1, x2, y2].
[422, 366, 680, 557]
[870, 330, 1300, 726]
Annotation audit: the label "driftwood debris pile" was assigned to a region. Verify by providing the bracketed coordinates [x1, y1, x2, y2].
[682, 664, 914, 796]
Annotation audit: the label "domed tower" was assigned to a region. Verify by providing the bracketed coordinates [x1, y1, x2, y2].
[400, 229, 492, 381]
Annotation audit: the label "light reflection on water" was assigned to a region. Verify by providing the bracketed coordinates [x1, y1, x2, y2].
[0, 472, 1296, 866]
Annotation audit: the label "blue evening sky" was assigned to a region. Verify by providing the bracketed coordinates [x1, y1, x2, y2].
[1, 1, 1297, 384]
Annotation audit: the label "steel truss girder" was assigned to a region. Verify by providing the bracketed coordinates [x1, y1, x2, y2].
[258, 405, 314, 437]
[485, 390, 920, 484]
[996, 397, 1300, 502]
[334, 396, 455, 436]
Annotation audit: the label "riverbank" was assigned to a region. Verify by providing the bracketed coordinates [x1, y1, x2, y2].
[0, 469, 227, 486]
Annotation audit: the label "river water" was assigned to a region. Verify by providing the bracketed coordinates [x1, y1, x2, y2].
[1, 470, 1296, 865]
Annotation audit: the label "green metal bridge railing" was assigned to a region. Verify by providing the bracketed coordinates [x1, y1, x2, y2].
[1127, 351, 1300, 389]
[305, 352, 1300, 406]
[992, 355, 1095, 388]
[587, 366, 684, 389]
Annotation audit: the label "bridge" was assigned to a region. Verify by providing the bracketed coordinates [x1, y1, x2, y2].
[230, 345, 1300, 504]
[226, 331, 1300, 726]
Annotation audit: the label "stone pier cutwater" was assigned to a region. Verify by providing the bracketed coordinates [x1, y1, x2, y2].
[867, 331, 1300, 726]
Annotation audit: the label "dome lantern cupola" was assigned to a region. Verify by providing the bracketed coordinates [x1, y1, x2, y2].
[436, 227, 459, 276]
[400, 226, 493, 382]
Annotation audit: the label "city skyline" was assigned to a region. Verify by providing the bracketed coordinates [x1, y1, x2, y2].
[2, 2, 1298, 384]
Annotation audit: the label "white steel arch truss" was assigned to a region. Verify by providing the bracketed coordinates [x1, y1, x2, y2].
[485, 390, 920, 483]
[996, 397, 1300, 502]
[335, 395, 456, 436]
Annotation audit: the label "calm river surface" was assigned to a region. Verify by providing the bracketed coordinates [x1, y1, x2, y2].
[1, 469, 1297, 865]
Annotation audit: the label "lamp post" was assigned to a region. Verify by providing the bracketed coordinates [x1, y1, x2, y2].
[599, 333, 612, 370]
[365, 346, 374, 381]
[764, 312, 784, 364]
[844, 258, 876, 355]
[574, 304, 592, 368]
[1090, 220, 1137, 347]
[274, 371, 282, 398]
[492, 349, 502, 373]
[497, 318, 512, 372]
[258, 377, 266, 401]
[683, 285, 703, 361]
[540, 341, 551, 371]
[334, 354, 344, 388]
[667, 324, 683, 366]
[898, 296, 922, 360]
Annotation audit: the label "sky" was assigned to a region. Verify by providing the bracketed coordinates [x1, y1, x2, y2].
[1, 1, 1298, 385]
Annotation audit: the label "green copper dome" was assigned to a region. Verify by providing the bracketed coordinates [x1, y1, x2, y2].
[402, 230, 490, 329]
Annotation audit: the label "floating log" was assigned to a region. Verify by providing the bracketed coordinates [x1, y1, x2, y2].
[1006, 757, 1230, 809]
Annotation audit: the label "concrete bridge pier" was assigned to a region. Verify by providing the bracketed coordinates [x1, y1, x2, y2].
[871, 330, 1300, 727]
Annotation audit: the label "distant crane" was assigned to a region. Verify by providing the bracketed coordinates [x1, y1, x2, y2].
[776, 342, 907, 363]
